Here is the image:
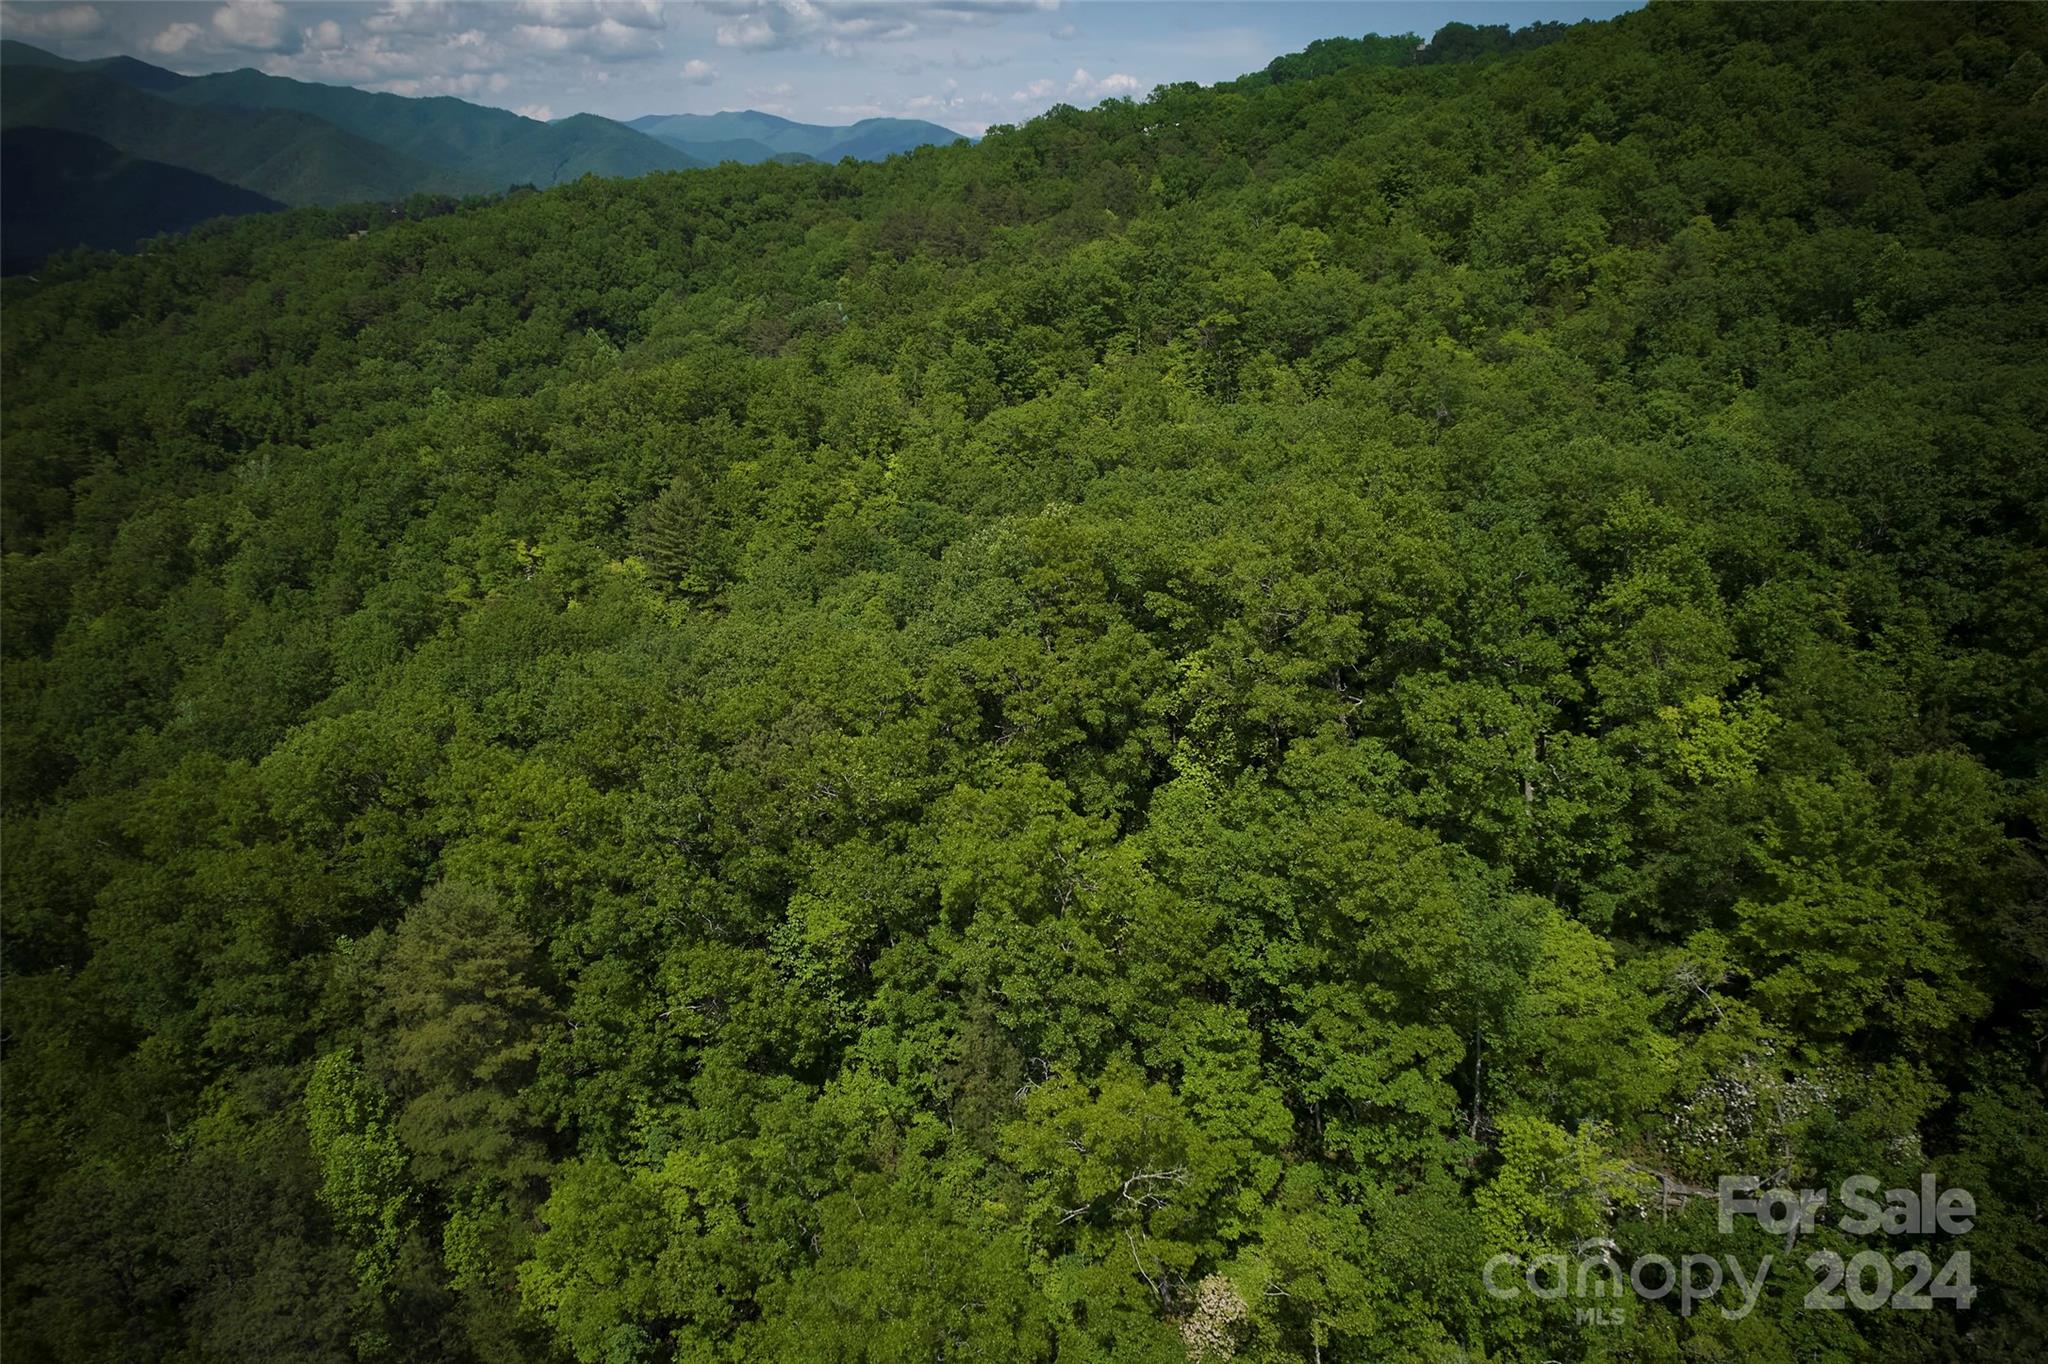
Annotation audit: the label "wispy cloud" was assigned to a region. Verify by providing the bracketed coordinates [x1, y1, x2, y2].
[708, 0, 1058, 54]
[0, 0, 103, 40]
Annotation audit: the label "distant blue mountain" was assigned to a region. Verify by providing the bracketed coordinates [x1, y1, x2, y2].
[625, 111, 965, 165]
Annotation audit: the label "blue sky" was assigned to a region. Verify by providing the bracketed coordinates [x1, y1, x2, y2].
[0, 2, 1642, 133]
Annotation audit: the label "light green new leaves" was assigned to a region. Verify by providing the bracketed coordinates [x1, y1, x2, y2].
[304, 1048, 413, 1298]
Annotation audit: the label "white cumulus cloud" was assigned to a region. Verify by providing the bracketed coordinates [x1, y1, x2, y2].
[715, 14, 779, 50]
[512, 15, 661, 58]
[680, 57, 717, 83]
[516, 1, 664, 30]
[211, 0, 295, 52]
[145, 20, 205, 55]
[1014, 66, 1139, 105]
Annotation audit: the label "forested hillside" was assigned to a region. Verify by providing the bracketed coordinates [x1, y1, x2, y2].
[0, 127, 285, 275]
[3, 5, 2046, 1363]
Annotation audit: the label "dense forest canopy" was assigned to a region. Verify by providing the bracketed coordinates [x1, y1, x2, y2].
[3, 4, 2046, 1362]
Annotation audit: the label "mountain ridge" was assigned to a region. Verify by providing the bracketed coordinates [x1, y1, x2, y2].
[149, 64, 702, 186]
[0, 64, 477, 205]
[0, 41, 700, 196]
[0, 125, 284, 273]
[0, 36, 972, 273]
[626, 110, 966, 164]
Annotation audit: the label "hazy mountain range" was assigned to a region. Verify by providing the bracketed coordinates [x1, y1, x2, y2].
[0, 40, 964, 271]
[626, 111, 966, 166]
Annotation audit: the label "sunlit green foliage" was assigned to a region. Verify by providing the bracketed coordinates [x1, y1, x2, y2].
[4, 6, 2045, 1362]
